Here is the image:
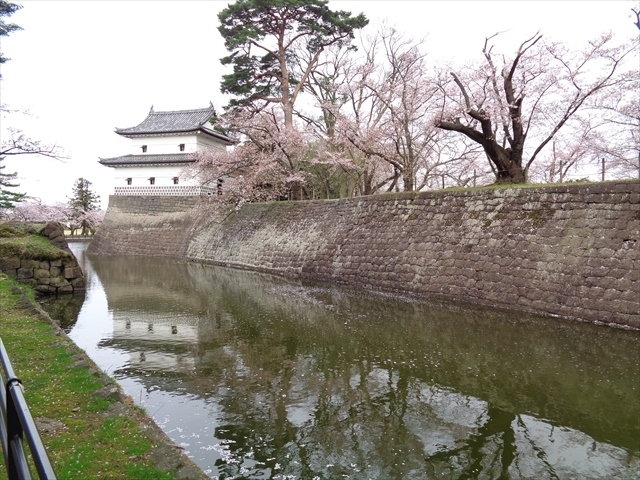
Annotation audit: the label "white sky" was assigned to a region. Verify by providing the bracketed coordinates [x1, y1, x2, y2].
[1, 0, 637, 207]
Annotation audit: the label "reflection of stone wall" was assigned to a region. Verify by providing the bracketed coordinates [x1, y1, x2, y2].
[1, 222, 85, 294]
[89, 181, 639, 327]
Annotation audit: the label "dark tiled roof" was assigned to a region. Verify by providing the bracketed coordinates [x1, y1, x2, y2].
[98, 153, 196, 166]
[115, 106, 232, 143]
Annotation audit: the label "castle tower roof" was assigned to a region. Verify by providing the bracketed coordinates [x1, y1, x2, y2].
[115, 105, 232, 144]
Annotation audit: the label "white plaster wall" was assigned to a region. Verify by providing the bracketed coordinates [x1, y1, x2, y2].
[104, 130, 231, 193]
[113, 165, 197, 186]
[130, 134, 198, 154]
[129, 133, 228, 154]
[196, 130, 229, 150]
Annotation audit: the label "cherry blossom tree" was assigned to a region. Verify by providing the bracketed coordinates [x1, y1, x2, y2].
[527, 66, 639, 183]
[3, 197, 105, 233]
[301, 39, 397, 195]
[1, 2, 66, 216]
[322, 27, 483, 192]
[188, 107, 313, 205]
[201, 15, 638, 202]
[1, 3, 65, 161]
[435, 32, 637, 183]
[0, 126, 65, 159]
[67, 208, 105, 236]
[587, 72, 640, 178]
[3, 198, 69, 223]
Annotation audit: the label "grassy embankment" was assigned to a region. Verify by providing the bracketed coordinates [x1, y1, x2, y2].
[0, 222, 64, 261]
[0, 223, 202, 479]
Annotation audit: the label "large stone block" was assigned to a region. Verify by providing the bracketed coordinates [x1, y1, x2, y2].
[49, 234, 66, 246]
[34, 268, 51, 279]
[70, 277, 86, 290]
[41, 222, 63, 237]
[64, 267, 83, 279]
[0, 257, 21, 271]
[62, 258, 77, 268]
[20, 259, 39, 269]
[50, 276, 70, 288]
[16, 268, 34, 279]
[35, 285, 56, 294]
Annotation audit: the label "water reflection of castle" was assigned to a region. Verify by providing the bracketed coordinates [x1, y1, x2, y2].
[114, 312, 199, 342]
[90, 254, 211, 373]
[111, 312, 202, 372]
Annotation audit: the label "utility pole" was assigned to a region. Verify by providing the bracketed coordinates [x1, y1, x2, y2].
[601, 158, 605, 182]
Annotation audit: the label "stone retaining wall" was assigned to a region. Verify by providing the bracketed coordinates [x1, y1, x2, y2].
[0, 222, 85, 294]
[87, 196, 203, 257]
[88, 180, 639, 328]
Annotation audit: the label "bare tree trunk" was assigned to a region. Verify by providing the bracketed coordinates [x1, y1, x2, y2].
[289, 181, 303, 201]
[490, 148, 526, 183]
[402, 168, 415, 191]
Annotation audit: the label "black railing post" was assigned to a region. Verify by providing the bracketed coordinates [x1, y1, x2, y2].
[7, 376, 31, 480]
[1, 337, 57, 479]
[0, 375, 8, 474]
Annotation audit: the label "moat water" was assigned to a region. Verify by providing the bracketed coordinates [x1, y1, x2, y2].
[40, 242, 640, 479]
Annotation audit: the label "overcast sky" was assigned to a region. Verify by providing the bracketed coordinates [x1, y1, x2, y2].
[1, 0, 637, 207]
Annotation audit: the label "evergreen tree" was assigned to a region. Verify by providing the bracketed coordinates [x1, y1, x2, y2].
[0, 0, 22, 73]
[215, 0, 367, 200]
[218, 0, 368, 130]
[68, 177, 100, 235]
[0, 156, 25, 214]
[0, 1, 26, 215]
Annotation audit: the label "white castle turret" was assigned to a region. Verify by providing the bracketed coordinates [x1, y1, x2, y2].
[99, 105, 233, 196]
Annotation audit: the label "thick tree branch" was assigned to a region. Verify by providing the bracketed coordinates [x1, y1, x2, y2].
[436, 120, 485, 145]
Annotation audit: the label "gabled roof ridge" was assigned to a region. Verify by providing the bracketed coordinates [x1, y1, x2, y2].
[114, 104, 224, 137]
[149, 106, 215, 115]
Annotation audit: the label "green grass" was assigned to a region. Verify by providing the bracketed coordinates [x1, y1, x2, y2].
[0, 234, 73, 260]
[0, 274, 178, 479]
[0, 221, 72, 261]
[0, 222, 43, 238]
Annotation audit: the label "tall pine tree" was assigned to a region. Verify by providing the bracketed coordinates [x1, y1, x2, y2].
[218, 0, 368, 130]
[0, 156, 25, 214]
[68, 177, 100, 235]
[0, 0, 22, 73]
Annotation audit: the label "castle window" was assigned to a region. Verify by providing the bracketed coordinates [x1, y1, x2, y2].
[173, 177, 179, 185]
[126, 178, 132, 185]
[141, 145, 147, 153]
[149, 177, 155, 185]
[179, 144, 185, 152]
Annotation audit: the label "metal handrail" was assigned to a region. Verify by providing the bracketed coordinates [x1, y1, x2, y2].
[0, 337, 57, 479]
